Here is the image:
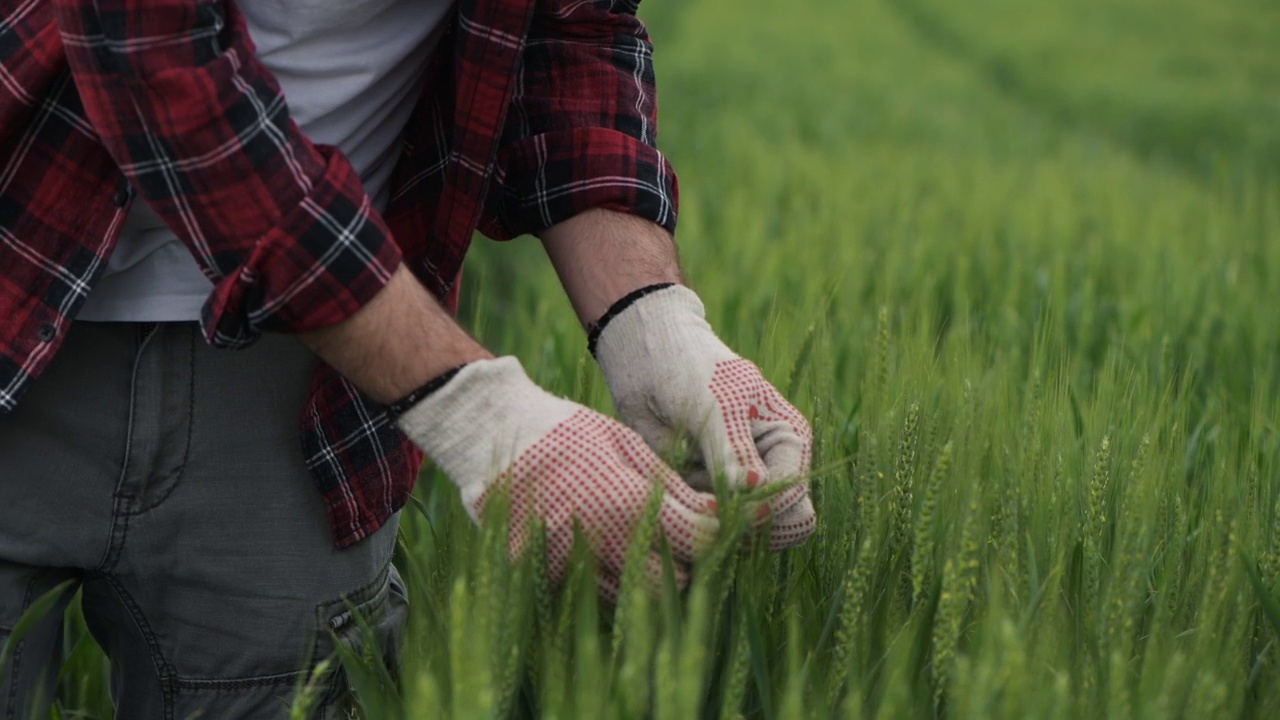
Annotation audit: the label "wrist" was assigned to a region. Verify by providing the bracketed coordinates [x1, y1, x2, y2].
[300, 264, 492, 404]
[540, 209, 684, 327]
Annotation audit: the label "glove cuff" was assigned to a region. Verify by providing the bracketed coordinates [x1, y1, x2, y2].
[394, 356, 573, 511]
[593, 283, 735, 374]
[587, 282, 677, 356]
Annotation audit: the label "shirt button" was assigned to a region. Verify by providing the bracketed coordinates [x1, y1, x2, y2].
[37, 323, 57, 342]
[112, 181, 132, 208]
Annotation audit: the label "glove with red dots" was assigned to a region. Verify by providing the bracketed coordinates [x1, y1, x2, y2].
[394, 356, 719, 599]
[590, 284, 816, 550]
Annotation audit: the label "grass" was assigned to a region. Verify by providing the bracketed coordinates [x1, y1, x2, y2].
[22, 0, 1280, 716]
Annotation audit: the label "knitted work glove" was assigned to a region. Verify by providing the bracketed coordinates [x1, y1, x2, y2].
[394, 356, 719, 598]
[591, 285, 816, 550]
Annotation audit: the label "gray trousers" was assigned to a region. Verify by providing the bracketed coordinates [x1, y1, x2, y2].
[0, 322, 405, 719]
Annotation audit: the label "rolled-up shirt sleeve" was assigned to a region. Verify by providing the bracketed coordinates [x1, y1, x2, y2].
[480, 0, 679, 241]
[55, 0, 401, 348]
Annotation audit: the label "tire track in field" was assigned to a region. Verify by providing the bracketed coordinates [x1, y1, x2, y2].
[885, 0, 1277, 183]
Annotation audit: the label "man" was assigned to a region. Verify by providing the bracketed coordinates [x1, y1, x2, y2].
[0, 0, 816, 716]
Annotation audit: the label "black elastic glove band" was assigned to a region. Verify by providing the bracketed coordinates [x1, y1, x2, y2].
[385, 364, 468, 420]
[586, 282, 677, 356]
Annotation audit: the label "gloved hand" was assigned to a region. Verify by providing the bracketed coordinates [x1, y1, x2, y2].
[591, 285, 816, 550]
[394, 356, 719, 598]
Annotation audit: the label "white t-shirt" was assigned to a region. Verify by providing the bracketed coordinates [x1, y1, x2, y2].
[78, 0, 453, 322]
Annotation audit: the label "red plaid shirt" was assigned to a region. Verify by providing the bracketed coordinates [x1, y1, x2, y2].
[0, 0, 678, 547]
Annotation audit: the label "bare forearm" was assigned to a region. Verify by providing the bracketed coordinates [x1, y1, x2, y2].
[540, 209, 684, 327]
[305, 207, 680, 404]
[298, 264, 492, 404]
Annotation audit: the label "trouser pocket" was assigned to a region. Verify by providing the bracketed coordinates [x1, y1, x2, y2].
[309, 562, 408, 719]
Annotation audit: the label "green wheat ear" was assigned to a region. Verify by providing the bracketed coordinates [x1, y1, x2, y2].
[1083, 433, 1112, 613]
[785, 321, 819, 399]
[875, 305, 890, 409]
[912, 440, 953, 606]
[933, 495, 982, 708]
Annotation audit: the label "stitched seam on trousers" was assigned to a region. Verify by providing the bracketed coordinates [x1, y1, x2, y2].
[131, 328, 197, 516]
[96, 324, 155, 570]
[97, 493, 134, 573]
[174, 669, 308, 691]
[3, 572, 40, 719]
[93, 572, 180, 720]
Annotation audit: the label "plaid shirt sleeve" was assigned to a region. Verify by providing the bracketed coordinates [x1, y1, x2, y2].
[480, 0, 679, 240]
[52, 0, 402, 348]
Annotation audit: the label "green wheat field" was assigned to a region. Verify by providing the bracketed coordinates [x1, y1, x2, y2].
[28, 0, 1280, 716]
